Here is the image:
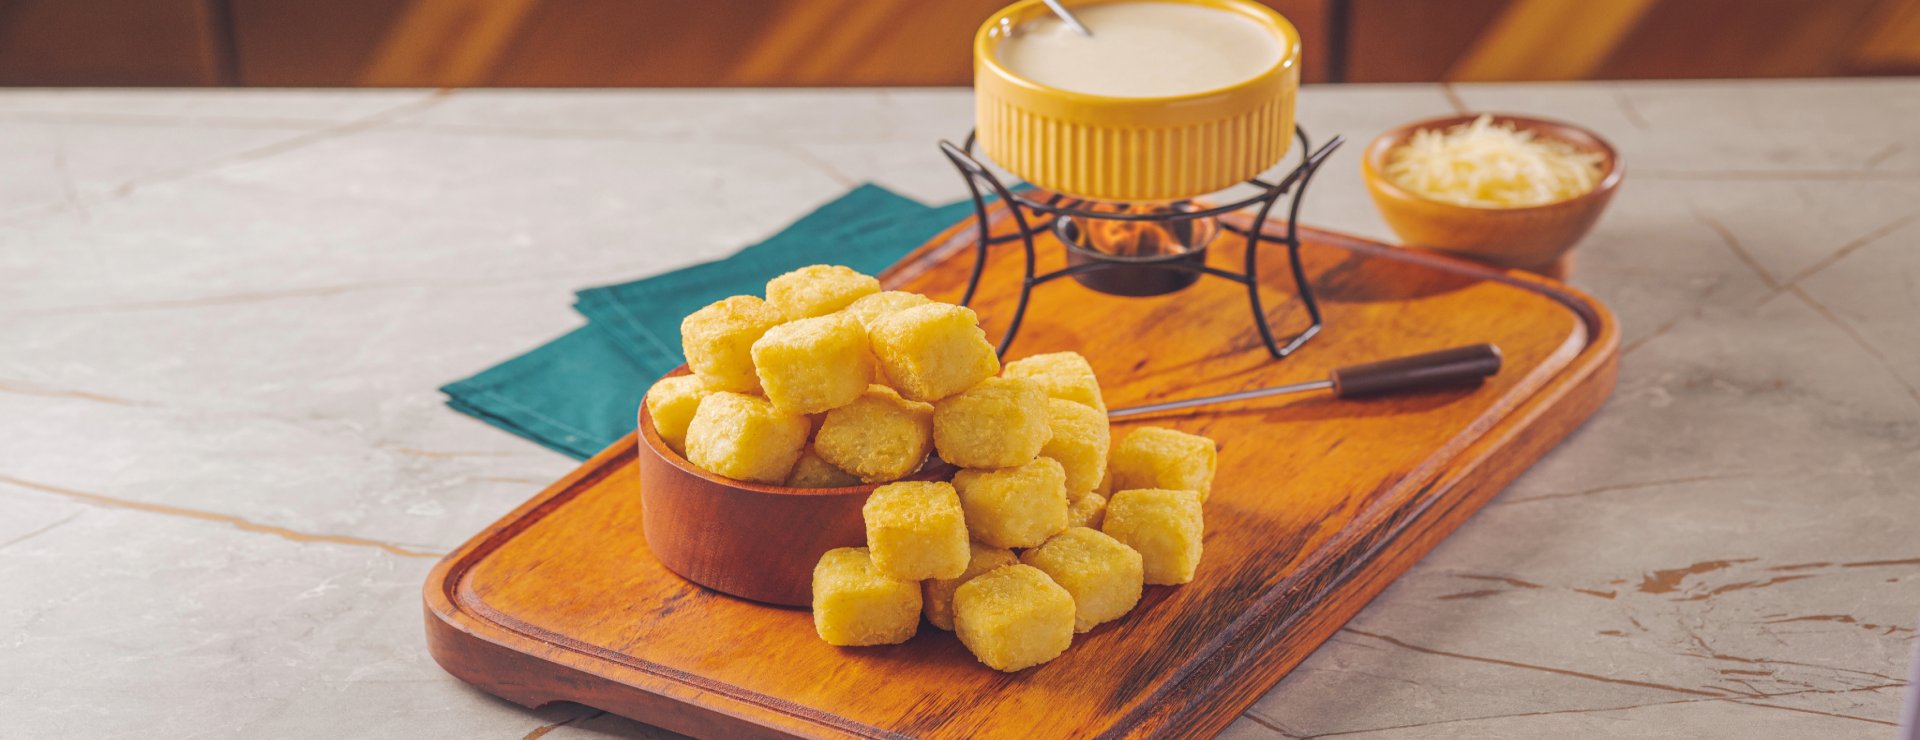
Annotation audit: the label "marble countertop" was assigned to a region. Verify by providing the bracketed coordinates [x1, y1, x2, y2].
[2, 80, 1916, 739]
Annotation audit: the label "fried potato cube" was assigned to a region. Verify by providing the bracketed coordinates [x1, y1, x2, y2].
[644, 374, 717, 456]
[933, 377, 1052, 469]
[1103, 489, 1205, 585]
[785, 448, 862, 488]
[864, 481, 970, 580]
[922, 542, 1019, 631]
[840, 290, 933, 329]
[812, 547, 921, 646]
[1003, 351, 1106, 413]
[680, 295, 785, 392]
[953, 457, 1069, 548]
[953, 564, 1075, 672]
[1066, 492, 1108, 530]
[814, 385, 934, 483]
[1110, 427, 1218, 502]
[868, 303, 1001, 402]
[1020, 527, 1144, 633]
[683, 392, 810, 484]
[1039, 398, 1110, 496]
[751, 313, 873, 414]
[766, 264, 881, 320]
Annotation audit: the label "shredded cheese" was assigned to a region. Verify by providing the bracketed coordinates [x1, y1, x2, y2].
[1384, 115, 1605, 208]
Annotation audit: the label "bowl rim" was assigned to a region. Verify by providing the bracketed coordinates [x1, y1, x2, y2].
[637, 370, 951, 497]
[1361, 112, 1624, 214]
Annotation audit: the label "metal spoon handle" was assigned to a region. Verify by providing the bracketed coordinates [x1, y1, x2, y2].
[1042, 0, 1094, 36]
[1108, 379, 1331, 419]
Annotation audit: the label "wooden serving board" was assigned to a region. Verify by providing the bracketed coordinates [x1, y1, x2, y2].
[425, 210, 1618, 739]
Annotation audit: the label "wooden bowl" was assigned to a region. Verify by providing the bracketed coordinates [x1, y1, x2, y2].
[1361, 113, 1623, 275]
[635, 381, 950, 607]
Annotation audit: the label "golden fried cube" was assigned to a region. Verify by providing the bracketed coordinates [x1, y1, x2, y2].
[933, 377, 1052, 469]
[1110, 427, 1218, 502]
[1103, 489, 1205, 585]
[785, 448, 861, 488]
[1020, 527, 1144, 632]
[952, 564, 1075, 672]
[1003, 351, 1106, 413]
[815, 385, 934, 483]
[952, 457, 1068, 549]
[812, 547, 921, 646]
[922, 542, 1019, 631]
[644, 374, 716, 455]
[840, 290, 933, 329]
[680, 295, 785, 392]
[766, 264, 881, 320]
[1040, 398, 1110, 496]
[1066, 492, 1108, 530]
[864, 481, 970, 580]
[868, 303, 1001, 402]
[683, 392, 810, 484]
[751, 313, 873, 414]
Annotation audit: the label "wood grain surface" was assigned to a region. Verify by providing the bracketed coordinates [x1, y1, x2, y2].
[423, 209, 1618, 739]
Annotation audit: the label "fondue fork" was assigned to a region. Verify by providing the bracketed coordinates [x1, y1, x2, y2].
[1109, 344, 1502, 419]
[1042, 0, 1094, 36]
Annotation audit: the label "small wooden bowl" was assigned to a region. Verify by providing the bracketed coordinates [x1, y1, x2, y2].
[1361, 113, 1623, 276]
[635, 383, 949, 607]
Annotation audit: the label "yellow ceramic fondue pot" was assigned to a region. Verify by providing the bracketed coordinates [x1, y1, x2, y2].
[973, 0, 1302, 203]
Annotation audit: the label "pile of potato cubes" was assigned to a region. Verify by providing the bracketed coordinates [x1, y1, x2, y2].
[643, 264, 1218, 672]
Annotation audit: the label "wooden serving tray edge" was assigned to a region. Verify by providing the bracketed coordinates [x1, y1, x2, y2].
[423, 223, 1620, 740]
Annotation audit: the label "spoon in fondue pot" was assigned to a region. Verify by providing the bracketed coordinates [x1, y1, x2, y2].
[1041, 0, 1094, 36]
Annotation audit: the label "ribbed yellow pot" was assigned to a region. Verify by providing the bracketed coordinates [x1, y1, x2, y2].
[974, 0, 1301, 203]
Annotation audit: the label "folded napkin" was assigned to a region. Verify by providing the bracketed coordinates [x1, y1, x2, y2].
[442, 184, 980, 460]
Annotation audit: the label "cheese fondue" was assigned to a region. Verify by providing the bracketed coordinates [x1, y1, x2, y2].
[995, 2, 1283, 98]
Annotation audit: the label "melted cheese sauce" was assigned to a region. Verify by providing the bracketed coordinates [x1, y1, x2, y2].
[996, 2, 1282, 98]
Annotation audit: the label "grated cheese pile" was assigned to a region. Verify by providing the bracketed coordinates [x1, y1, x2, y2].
[1384, 115, 1605, 208]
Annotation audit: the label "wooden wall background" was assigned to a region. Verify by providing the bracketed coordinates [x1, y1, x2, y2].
[2, 0, 1918, 87]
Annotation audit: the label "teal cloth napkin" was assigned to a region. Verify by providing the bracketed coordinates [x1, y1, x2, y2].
[441, 184, 979, 460]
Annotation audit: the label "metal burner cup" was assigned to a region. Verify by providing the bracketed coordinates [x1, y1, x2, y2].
[1055, 207, 1219, 297]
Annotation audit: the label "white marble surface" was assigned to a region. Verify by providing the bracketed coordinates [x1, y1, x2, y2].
[1, 81, 1916, 739]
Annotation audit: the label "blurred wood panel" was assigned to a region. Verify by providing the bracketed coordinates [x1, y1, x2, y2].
[1347, 0, 1920, 82]
[0, 0, 229, 85]
[1343, 0, 1508, 83]
[360, 0, 541, 86]
[474, 1, 786, 86]
[4, 0, 1918, 87]
[229, 0, 1331, 87]
[719, 0, 976, 86]
[1447, 0, 1659, 81]
[1594, 0, 1887, 80]
[227, 0, 408, 86]
[1850, 0, 1920, 73]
